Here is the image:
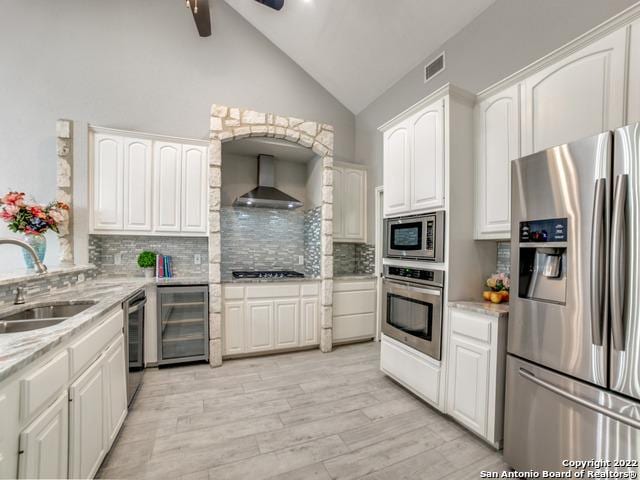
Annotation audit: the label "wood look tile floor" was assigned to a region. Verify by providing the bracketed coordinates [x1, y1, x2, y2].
[97, 342, 509, 480]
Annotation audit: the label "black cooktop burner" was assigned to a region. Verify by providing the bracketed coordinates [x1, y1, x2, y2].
[232, 270, 305, 279]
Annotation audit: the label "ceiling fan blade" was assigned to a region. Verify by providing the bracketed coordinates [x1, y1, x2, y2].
[189, 0, 211, 37]
[254, 0, 285, 11]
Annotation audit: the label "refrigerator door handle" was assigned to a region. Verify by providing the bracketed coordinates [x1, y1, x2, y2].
[610, 174, 628, 351]
[519, 368, 640, 429]
[590, 178, 606, 346]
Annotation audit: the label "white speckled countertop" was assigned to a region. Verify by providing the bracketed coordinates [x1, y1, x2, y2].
[0, 275, 210, 383]
[221, 276, 321, 284]
[0, 264, 96, 287]
[448, 300, 510, 318]
[334, 274, 377, 281]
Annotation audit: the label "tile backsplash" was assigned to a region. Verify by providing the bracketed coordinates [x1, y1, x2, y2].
[496, 241, 510, 274]
[304, 207, 321, 277]
[334, 242, 375, 275]
[89, 235, 209, 277]
[221, 207, 307, 278]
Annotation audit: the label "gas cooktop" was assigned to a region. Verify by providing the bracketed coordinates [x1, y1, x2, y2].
[232, 270, 305, 279]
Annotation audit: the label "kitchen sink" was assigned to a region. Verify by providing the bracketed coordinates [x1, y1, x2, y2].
[0, 301, 97, 333]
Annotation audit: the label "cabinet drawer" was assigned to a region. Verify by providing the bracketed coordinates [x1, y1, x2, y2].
[333, 290, 375, 316]
[301, 283, 319, 296]
[334, 280, 375, 292]
[20, 351, 69, 421]
[223, 286, 245, 300]
[68, 308, 123, 377]
[450, 309, 492, 344]
[333, 313, 375, 341]
[246, 284, 300, 299]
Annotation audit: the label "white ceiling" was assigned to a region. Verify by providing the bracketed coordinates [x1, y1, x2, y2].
[224, 0, 495, 114]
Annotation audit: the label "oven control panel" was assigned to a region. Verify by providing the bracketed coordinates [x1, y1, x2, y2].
[385, 266, 444, 288]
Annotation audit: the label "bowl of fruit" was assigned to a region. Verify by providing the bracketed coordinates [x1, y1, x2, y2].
[483, 272, 510, 304]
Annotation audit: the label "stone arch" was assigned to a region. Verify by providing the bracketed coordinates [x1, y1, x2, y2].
[208, 105, 335, 367]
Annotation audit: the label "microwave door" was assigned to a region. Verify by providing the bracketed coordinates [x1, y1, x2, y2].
[610, 124, 640, 401]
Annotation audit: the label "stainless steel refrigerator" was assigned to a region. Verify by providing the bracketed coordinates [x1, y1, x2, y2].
[504, 124, 640, 471]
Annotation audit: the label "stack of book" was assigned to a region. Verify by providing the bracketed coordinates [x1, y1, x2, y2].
[155, 254, 174, 278]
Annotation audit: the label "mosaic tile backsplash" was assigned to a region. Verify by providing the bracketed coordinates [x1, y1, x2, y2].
[89, 235, 209, 277]
[334, 242, 375, 275]
[221, 207, 310, 278]
[304, 207, 321, 277]
[496, 241, 510, 274]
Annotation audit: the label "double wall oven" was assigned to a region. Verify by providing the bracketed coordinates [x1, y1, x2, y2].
[382, 265, 444, 360]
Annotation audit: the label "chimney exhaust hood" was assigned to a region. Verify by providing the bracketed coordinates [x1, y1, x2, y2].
[233, 154, 304, 209]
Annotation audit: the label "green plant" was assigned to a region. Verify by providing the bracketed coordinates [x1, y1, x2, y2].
[137, 251, 156, 269]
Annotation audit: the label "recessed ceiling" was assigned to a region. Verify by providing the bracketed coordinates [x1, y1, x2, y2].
[222, 137, 316, 163]
[224, 0, 496, 113]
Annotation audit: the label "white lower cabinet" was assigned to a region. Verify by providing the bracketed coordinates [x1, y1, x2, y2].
[446, 307, 508, 448]
[104, 336, 127, 447]
[18, 392, 68, 480]
[222, 282, 320, 356]
[333, 278, 376, 343]
[69, 355, 106, 480]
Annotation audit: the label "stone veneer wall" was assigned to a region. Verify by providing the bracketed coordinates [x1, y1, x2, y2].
[56, 119, 74, 265]
[209, 105, 335, 365]
[334, 243, 375, 275]
[496, 241, 510, 274]
[88, 235, 209, 277]
[220, 207, 306, 279]
[304, 206, 321, 277]
[0, 266, 97, 306]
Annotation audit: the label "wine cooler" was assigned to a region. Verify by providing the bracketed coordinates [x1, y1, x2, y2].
[157, 285, 209, 365]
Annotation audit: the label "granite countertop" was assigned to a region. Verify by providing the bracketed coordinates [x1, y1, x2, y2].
[0, 264, 96, 288]
[448, 300, 510, 318]
[334, 273, 377, 280]
[0, 277, 148, 383]
[97, 275, 209, 286]
[222, 276, 321, 284]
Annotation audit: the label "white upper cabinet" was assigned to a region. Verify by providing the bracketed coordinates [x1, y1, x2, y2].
[93, 133, 124, 230]
[181, 145, 208, 234]
[383, 121, 411, 216]
[522, 28, 626, 155]
[627, 18, 640, 124]
[123, 137, 152, 232]
[475, 84, 520, 239]
[410, 101, 445, 211]
[154, 141, 182, 233]
[91, 129, 208, 236]
[333, 164, 367, 243]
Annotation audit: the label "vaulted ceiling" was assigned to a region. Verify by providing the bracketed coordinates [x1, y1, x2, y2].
[224, 0, 496, 114]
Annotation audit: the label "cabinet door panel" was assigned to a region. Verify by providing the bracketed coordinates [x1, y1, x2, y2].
[333, 167, 345, 239]
[475, 85, 520, 238]
[383, 123, 411, 216]
[301, 298, 319, 346]
[224, 301, 245, 355]
[154, 142, 182, 232]
[523, 29, 626, 154]
[18, 392, 68, 480]
[93, 133, 124, 230]
[104, 335, 127, 447]
[411, 102, 444, 211]
[69, 357, 106, 480]
[246, 301, 274, 352]
[343, 169, 366, 241]
[123, 137, 152, 231]
[274, 299, 299, 349]
[181, 145, 208, 233]
[447, 336, 490, 437]
[627, 19, 640, 124]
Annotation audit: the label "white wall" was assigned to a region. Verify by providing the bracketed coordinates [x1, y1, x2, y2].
[354, 0, 639, 242]
[0, 0, 354, 273]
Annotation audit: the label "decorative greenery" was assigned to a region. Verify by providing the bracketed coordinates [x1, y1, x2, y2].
[0, 191, 69, 235]
[486, 272, 510, 292]
[137, 251, 157, 269]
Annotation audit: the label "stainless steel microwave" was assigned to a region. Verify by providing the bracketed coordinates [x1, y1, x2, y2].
[384, 211, 445, 262]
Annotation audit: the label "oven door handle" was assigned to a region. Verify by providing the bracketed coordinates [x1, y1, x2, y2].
[383, 279, 442, 297]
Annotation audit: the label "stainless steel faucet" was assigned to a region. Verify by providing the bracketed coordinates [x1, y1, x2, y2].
[0, 237, 48, 274]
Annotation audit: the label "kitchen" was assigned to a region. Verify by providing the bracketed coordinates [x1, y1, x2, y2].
[2, 0, 640, 479]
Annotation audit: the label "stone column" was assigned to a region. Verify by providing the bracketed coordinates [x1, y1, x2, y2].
[56, 119, 74, 265]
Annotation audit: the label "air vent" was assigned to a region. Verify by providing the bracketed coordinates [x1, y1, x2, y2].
[424, 53, 445, 83]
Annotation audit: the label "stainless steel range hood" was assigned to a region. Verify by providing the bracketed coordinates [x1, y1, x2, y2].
[233, 154, 303, 209]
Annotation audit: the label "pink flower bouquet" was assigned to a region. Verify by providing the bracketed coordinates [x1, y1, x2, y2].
[0, 191, 69, 235]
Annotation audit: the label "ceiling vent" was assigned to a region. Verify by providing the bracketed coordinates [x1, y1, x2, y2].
[424, 53, 445, 83]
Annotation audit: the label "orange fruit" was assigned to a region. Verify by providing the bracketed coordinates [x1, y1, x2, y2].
[483, 291, 492, 301]
[490, 292, 503, 304]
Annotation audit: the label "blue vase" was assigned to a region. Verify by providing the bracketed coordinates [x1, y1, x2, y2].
[22, 234, 46, 270]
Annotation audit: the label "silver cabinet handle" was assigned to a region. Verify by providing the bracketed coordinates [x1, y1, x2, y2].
[590, 178, 606, 346]
[519, 368, 640, 430]
[610, 174, 628, 351]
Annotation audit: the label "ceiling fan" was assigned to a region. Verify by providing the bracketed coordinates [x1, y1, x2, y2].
[185, 0, 284, 38]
